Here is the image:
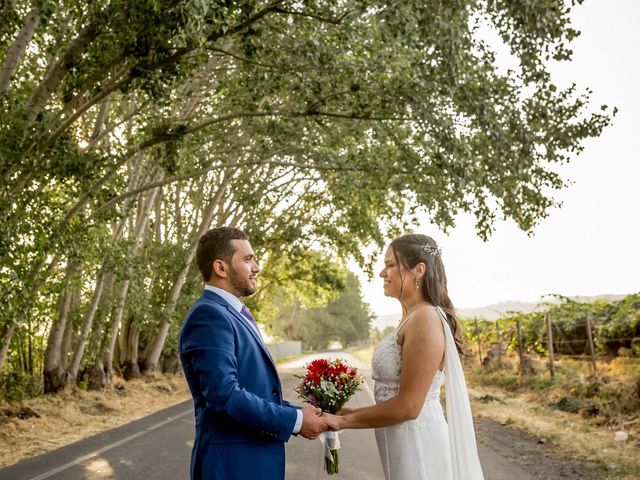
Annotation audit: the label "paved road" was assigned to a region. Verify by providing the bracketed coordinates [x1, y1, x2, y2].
[0, 352, 594, 480]
[0, 352, 381, 480]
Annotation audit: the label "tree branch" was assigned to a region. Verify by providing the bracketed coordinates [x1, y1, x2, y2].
[220, 1, 285, 38]
[93, 158, 360, 216]
[273, 7, 350, 25]
[209, 47, 281, 69]
[0, 7, 39, 94]
[40, 71, 130, 151]
[26, 23, 100, 122]
[63, 106, 395, 224]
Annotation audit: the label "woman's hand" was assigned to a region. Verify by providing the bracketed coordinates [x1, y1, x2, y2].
[322, 412, 345, 431]
[336, 406, 355, 416]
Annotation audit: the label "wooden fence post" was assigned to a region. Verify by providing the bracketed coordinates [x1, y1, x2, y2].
[474, 318, 483, 366]
[495, 320, 502, 367]
[516, 318, 525, 375]
[545, 313, 555, 377]
[586, 314, 597, 374]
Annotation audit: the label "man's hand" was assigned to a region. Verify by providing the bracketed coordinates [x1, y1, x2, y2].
[299, 406, 328, 439]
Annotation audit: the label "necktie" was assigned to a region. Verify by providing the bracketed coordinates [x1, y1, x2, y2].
[240, 305, 259, 329]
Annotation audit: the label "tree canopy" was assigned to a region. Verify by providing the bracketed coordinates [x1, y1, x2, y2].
[0, 1, 613, 389]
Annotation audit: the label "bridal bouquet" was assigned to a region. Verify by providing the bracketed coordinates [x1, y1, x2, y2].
[295, 358, 363, 475]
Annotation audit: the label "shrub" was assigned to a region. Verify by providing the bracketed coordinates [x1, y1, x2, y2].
[495, 374, 519, 390]
[550, 396, 591, 413]
[522, 375, 555, 391]
[0, 371, 43, 403]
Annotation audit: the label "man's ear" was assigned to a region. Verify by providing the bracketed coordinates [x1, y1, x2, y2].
[212, 259, 228, 278]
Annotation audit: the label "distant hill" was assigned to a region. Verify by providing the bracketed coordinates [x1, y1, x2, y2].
[456, 294, 629, 320]
[374, 313, 400, 330]
[456, 301, 540, 320]
[373, 294, 630, 327]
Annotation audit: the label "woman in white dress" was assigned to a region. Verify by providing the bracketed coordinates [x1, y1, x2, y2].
[324, 234, 484, 480]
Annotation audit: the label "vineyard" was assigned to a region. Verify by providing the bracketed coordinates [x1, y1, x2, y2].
[464, 292, 640, 429]
[465, 293, 640, 367]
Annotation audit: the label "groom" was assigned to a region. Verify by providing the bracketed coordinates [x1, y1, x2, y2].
[179, 227, 327, 480]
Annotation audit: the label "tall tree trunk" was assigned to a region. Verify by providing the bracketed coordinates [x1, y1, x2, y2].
[86, 272, 115, 391]
[121, 319, 140, 380]
[102, 278, 130, 385]
[65, 271, 106, 386]
[89, 172, 162, 386]
[60, 269, 82, 371]
[0, 8, 40, 94]
[26, 23, 98, 122]
[0, 321, 16, 372]
[140, 183, 228, 373]
[89, 278, 138, 388]
[89, 94, 111, 142]
[44, 260, 79, 393]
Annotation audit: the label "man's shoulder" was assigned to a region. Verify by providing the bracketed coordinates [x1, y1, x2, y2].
[179, 298, 235, 351]
[186, 296, 230, 322]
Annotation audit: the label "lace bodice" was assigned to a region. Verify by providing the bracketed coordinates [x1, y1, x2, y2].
[371, 307, 485, 480]
[371, 330, 447, 430]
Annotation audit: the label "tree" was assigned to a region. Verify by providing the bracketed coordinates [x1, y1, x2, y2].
[292, 272, 373, 350]
[0, 1, 614, 385]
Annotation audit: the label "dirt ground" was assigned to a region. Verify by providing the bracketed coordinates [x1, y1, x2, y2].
[0, 374, 191, 468]
[475, 416, 605, 479]
[0, 366, 634, 479]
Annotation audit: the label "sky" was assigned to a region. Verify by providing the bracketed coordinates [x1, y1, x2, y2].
[355, 1, 640, 316]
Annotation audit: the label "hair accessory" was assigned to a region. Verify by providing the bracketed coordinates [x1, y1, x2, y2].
[421, 244, 442, 257]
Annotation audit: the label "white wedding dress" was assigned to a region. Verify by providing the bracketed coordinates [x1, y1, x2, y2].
[371, 306, 484, 480]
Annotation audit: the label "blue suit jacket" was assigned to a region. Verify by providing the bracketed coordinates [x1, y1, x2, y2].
[179, 289, 298, 480]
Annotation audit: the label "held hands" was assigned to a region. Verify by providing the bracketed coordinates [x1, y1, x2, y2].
[299, 406, 328, 440]
[322, 412, 345, 432]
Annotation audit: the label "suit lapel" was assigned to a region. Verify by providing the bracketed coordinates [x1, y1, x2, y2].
[225, 305, 278, 371]
[201, 290, 278, 372]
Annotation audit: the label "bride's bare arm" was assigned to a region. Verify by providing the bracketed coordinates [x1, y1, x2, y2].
[326, 307, 445, 430]
[336, 406, 363, 415]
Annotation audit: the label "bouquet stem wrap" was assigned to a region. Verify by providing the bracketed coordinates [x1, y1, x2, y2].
[320, 431, 341, 474]
[294, 358, 362, 476]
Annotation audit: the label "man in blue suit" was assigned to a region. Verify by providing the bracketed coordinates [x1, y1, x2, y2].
[179, 227, 327, 479]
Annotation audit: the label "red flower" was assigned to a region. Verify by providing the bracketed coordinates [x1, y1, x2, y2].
[308, 359, 329, 375]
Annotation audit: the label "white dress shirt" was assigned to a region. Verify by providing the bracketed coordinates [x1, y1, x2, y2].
[203, 285, 303, 434]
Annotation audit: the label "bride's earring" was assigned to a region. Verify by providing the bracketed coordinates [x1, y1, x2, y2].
[415, 277, 419, 289]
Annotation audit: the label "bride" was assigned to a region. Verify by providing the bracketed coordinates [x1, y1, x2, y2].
[324, 234, 484, 479]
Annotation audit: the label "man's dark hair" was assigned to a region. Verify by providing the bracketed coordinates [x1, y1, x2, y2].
[196, 227, 248, 281]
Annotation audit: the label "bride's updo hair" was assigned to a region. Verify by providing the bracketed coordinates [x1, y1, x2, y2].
[389, 233, 465, 355]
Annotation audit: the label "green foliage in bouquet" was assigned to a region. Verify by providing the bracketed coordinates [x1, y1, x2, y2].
[295, 358, 363, 414]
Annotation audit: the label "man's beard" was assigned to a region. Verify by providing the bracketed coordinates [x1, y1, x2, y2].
[229, 265, 255, 297]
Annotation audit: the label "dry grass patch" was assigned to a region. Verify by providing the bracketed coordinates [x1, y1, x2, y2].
[469, 383, 640, 480]
[347, 345, 374, 365]
[0, 374, 190, 468]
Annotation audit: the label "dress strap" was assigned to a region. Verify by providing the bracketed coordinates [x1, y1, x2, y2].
[396, 304, 431, 332]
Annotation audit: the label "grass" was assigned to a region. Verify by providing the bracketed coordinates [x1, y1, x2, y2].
[347, 344, 640, 479]
[347, 344, 375, 365]
[470, 355, 640, 425]
[468, 384, 640, 479]
[467, 355, 640, 480]
[0, 373, 190, 468]
[275, 353, 308, 365]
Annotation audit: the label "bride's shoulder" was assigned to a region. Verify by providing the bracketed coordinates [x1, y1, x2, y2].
[414, 304, 440, 319]
[408, 305, 442, 331]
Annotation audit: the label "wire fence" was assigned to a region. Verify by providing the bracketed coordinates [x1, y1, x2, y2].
[464, 313, 640, 376]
